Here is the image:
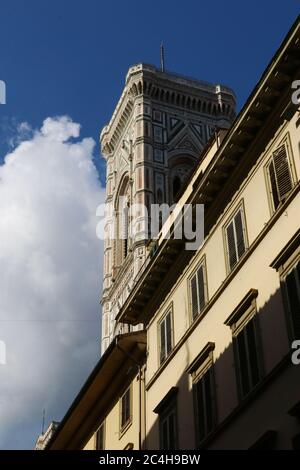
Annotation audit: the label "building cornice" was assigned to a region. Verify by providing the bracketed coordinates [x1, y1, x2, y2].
[115, 15, 300, 326]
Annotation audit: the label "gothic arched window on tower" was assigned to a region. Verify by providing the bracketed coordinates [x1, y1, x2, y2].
[168, 154, 196, 203]
[115, 175, 131, 271]
[172, 176, 182, 199]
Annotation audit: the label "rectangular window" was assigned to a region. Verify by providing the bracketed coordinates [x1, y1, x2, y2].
[120, 386, 131, 431]
[234, 316, 262, 398]
[224, 205, 247, 272]
[283, 259, 300, 339]
[95, 422, 105, 450]
[159, 309, 173, 365]
[266, 142, 293, 212]
[193, 366, 216, 445]
[159, 400, 178, 450]
[190, 261, 207, 320]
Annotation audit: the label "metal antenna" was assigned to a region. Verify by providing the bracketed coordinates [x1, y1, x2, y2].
[160, 42, 165, 72]
[42, 408, 45, 435]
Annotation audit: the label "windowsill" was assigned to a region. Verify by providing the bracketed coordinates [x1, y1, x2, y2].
[119, 419, 132, 440]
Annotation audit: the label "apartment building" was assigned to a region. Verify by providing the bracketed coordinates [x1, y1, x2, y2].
[46, 15, 300, 450]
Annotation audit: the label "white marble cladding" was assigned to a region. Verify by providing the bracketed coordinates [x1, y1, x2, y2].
[100, 63, 236, 352]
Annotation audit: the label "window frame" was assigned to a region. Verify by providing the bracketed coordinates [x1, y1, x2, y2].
[187, 342, 217, 447]
[158, 397, 178, 450]
[264, 135, 295, 215]
[188, 256, 208, 323]
[223, 200, 248, 274]
[271, 229, 300, 343]
[119, 384, 132, 435]
[225, 290, 264, 400]
[280, 254, 300, 341]
[158, 305, 174, 366]
[95, 421, 105, 450]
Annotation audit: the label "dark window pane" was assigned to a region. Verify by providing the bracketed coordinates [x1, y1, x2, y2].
[195, 381, 205, 441]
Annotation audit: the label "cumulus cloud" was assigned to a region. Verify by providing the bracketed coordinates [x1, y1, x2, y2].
[0, 116, 105, 449]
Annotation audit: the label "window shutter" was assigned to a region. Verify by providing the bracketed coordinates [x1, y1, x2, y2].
[166, 313, 172, 355]
[226, 221, 237, 270]
[197, 265, 206, 312]
[234, 210, 246, 259]
[191, 274, 198, 319]
[236, 330, 250, 396]
[195, 380, 205, 442]
[268, 159, 280, 210]
[245, 320, 260, 387]
[273, 144, 293, 202]
[160, 321, 166, 363]
[286, 267, 300, 338]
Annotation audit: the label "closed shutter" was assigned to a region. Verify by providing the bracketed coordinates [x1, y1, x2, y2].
[246, 319, 260, 388]
[160, 320, 166, 363]
[96, 424, 104, 450]
[193, 367, 215, 445]
[166, 313, 172, 356]
[226, 220, 237, 270]
[286, 264, 300, 338]
[236, 329, 250, 396]
[191, 274, 198, 319]
[234, 211, 246, 259]
[273, 144, 293, 201]
[197, 265, 206, 312]
[268, 159, 280, 210]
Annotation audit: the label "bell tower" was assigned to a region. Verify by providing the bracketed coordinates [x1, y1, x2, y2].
[100, 63, 236, 352]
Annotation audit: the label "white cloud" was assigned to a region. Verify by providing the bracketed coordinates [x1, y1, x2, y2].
[0, 116, 105, 449]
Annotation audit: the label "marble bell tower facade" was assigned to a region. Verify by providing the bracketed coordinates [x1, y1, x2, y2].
[100, 63, 236, 352]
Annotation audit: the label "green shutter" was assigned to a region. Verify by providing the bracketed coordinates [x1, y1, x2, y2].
[273, 144, 293, 202]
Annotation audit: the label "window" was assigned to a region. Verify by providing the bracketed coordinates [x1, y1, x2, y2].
[154, 387, 178, 449]
[234, 316, 262, 398]
[266, 142, 293, 212]
[187, 342, 216, 447]
[193, 366, 216, 445]
[120, 386, 132, 431]
[283, 259, 300, 339]
[190, 261, 207, 320]
[225, 290, 263, 399]
[224, 204, 247, 272]
[159, 309, 173, 365]
[95, 422, 105, 450]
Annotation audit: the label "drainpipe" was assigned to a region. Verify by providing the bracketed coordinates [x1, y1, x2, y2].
[116, 337, 143, 450]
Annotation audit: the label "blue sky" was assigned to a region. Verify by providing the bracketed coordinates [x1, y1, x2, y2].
[0, 0, 299, 450]
[1, 1, 299, 175]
